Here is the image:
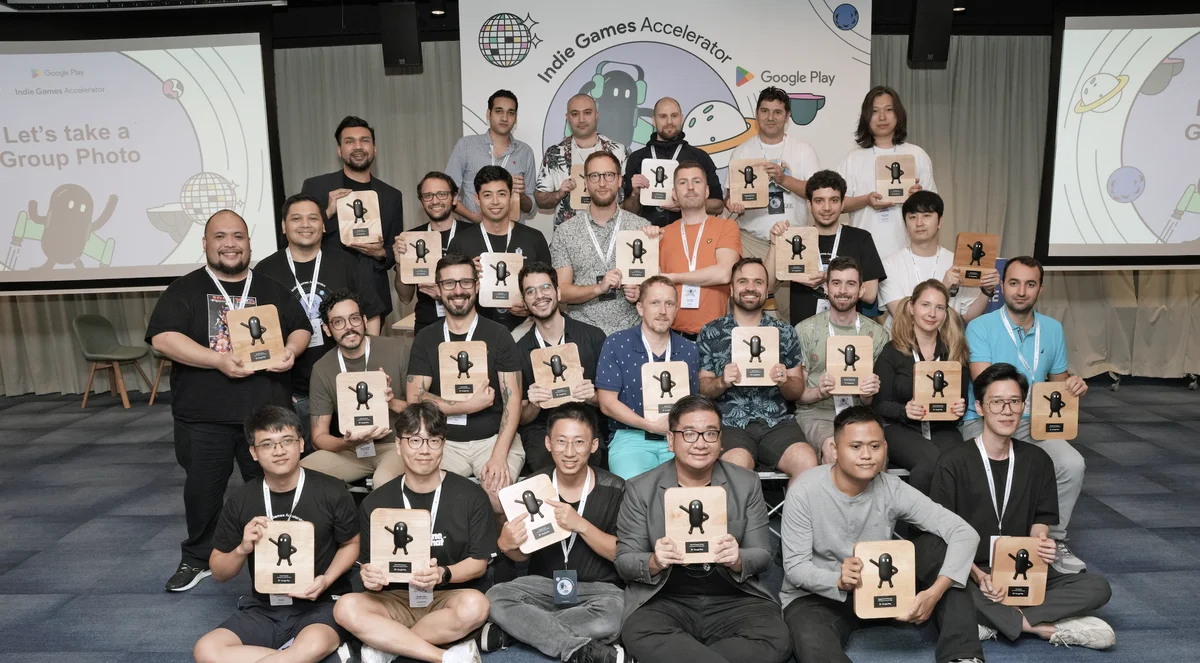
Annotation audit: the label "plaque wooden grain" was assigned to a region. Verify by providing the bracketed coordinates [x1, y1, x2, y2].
[952, 233, 1000, 286]
[853, 540, 916, 619]
[874, 154, 917, 205]
[499, 474, 572, 555]
[569, 164, 591, 210]
[616, 231, 660, 285]
[227, 305, 287, 371]
[438, 341, 488, 402]
[531, 343, 585, 409]
[398, 231, 442, 285]
[479, 252, 525, 308]
[729, 159, 770, 209]
[254, 520, 315, 595]
[640, 159, 678, 207]
[337, 190, 383, 246]
[664, 486, 727, 564]
[335, 371, 391, 435]
[827, 335, 874, 395]
[912, 361, 963, 422]
[641, 361, 691, 421]
[774, 226, 820, 281]
[1030, 382, 1078, 441]
[370, 508, 431, 584]
[992, 536, 1047, 607]
[732, 326, 780, 387]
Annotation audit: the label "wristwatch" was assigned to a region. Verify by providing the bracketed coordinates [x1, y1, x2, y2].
[437, 565, 452, 587]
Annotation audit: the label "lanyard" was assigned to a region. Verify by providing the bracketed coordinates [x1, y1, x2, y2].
[481, 222, 514, 255]
[401, 472, 444, 533]
[975, 438, 1015, 529]
[263, 469, 305, 520]
[584, 215, 621, 266]
[285, 249, 321, 313]
[438, 219, 458, 247]
[489, 143, 512, 170]
[641, 329, 671, 362]
[911, 340, 943, 363]
[828, 314, 862, 338]
[553, 468, 592, 566]
[444, 314, 480, 343]
[679, 219, 707, 272]
[336, 337, 370, 373]
[820, 226, 844, 271]
[534, 324, 564, 348]
[906, 248, 943, 284]
[757, 134, 785, 162]
[1000, 309, 1040, 378]
[651, 144, 683, 161]
[206, 267, 252, 310]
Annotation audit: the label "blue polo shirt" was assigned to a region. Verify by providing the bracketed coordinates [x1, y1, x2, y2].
[595, 325, 700, 432]
[964, 309, 1068, 421]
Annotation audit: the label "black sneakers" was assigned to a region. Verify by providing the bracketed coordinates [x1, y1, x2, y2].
[164, 562, 212, 592]
[478, 621, 511, 652]
[567, 641, 628, 663]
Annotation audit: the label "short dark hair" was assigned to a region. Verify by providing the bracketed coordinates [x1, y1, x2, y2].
[395, 401, 447, 439]
[318, 289, 363, 324]
[637, 275, 676, 303]
[854, 86, 907, 149]
[584, 150, 621, 175]
[673, 159, 705, 181]
[730, 256, 767, 281]
[335, 115, 375, 143]
[757, 86, 791, 114]
[833, 405, 884, 436]
[826, 256, 862, 283]
[668, 394, 720, 431]
[488, 89, 518, 111]
[435, 252, 476, 282]
[474, 165, 513, 194]
[973, 362, 1029, 404]
[244, 404, 302, 445]
[1002, 256, 1044, 284]
[546, 402, 598, 441]
[902, 190, 944, 219]
[280, 193, 322, 221]
[519, 260, 558, 291]
[417, 171, 458, 198]
[805, 169, 847, 200]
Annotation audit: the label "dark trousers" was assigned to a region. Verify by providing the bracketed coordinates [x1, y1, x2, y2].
[622, 593, 791, 663]
[883, 424, 961, 494]
[971, 566, 1112, 640]
[175, 420, 262, 566]
[784, 534, 982, 663]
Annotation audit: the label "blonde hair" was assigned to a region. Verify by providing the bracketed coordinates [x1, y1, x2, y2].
[890, 279, 969, 365]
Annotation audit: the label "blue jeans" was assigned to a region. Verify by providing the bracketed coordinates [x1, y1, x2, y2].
[608, 429, 674, 480]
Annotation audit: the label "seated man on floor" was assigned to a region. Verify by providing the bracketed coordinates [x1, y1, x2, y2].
[334, 402, 495, 663]
[780, 405, 983, 663]
[931, 363, 1114, 649]
[194, 405, 359, 663]
[616, 395, 792, 663]
[485, 403, 628, 662]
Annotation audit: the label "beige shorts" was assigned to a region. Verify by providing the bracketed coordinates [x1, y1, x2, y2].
[301, 446, 405, 488]
[442, 434, 525, 480]
[363, 588, 480, 626]
[796, 409, 836, 453]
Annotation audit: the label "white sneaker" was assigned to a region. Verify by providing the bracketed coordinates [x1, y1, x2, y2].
[443, 640, 482, 663]
[359, 645, 397, 663]
[1050, 616, 1116, 649]
[950, 659, 984, 663]
[1051, 541, 1087, 574]
[614, 643, 632, 663]
[978, 624, 998, 641]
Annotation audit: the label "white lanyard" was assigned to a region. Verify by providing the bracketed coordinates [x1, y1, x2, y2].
[906, 248, 942, 284]
[975, 438, 1015, 529]
[489, 144, 512, 171]
[584, 216, 621, 266]
[679, 219, 707, 272]
[481, 222, 514, 255]
[401, 473, 443, 533]
[651, 144, 683, 161]
[206, 267, 252, 310]
[439, 219, 458, 247]
[263, 469, 305, 520]
[828, 314, 862, 338]
[444, 314, 480, 343]
[821, 225, 843, 271]
[336, 337, 370, 373]
[641, 329, 671, 362]
[285, 248, 322, 313]
[534, 324, 564, 348]
[553, 468, 592, 565]
[1000, 309, 1040, 378]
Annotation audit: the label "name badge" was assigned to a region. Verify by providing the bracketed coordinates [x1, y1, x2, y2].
[435, 301, 446, 318]
[767, 189, 785, 215]
[988, 535, 1001, 569]
[921, 421, 932, 441]
[355, 441, 377, 458]
[408, 585, 433, 608]
[308, 318, 324, 348]
[877, 206, 896, 224]
[553, 569, 579, 605]
[680, 284, 701, 309]
[815, 298, 831, 315]
[834, 395, 854, 415]
[446, 414, 467, 427]
[269, 594, 293, 606]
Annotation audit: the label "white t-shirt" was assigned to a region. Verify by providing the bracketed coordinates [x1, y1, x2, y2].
[837, 143, 937, 260]
[878, 245, 979, 330]
[729, 133, 821, 241]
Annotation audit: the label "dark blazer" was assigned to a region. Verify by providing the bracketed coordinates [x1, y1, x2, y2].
[615, 459, 777, 623]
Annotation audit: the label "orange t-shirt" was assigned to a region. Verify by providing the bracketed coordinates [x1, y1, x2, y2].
[659, 216, 743, 334]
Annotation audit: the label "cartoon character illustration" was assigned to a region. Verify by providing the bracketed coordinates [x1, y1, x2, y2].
[493, 260, 510, 286]
[1045, 391, 1065, 417]
[20, 185, 117, 269]
[270, 532, 297, 566]
[517, 490, 546, 520]
[871, 552, 898, 589]
[928, 370, 948, 398]
[410, 239, 430, 263]
[789, 234, 807, 260]
[969, 241, 986, 266]
[383, 521, 413, 555]
[455, 351, 474, 379]
[653, 166, 668, 188]
[1010, 549, 1033, 580]
[577, 61, 654, 147]
[888, 161, 904, 184]
[741, 165, 758, 189]
[347, 198, 368, 224]
[658, 370, 677, 398]
[544, 355, 568, 382]
[744, 336, 765, 362]
[241, 316, 268, 346]
[680, 499, 709, 535]
[628, 238, 647, 264]
[349, 381, 373, 409]
[838, 344, 861, 371]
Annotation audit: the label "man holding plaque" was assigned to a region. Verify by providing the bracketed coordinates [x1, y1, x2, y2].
[697, 257, 816, 480]
[394, 172, 463, 335]
[446, 90, 537, 224]
[300, 116, 404, 318]
[622, 97, 724, 227]
[486, 404, 628, 663]
[535, 94, 629, 227]
[194, 405, 359, 663]
[551, 151, 658, 336]
[616, 395, 792, 663]
[931, 364, 1114, 649]
[780, 406, 982, 663]
[515, 262, 608, 472]
[962, 257, 1089, 574]
[148, 210, 311, 592]
[794, 257, 890, 464]
[303, 290, 410, 489]
[335, 402, 495, 663]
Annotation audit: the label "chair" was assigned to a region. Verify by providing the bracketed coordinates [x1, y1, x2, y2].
[72, 314, 152, 409]
[146, 312, 170, 406]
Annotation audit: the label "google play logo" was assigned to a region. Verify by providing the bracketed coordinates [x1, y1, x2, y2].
[31, 69, 41, 78]
[735, 66, 754, 87]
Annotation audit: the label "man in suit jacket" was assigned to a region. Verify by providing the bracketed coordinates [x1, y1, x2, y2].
[614, 394, 792, 663]
[300, 115, 404, 318]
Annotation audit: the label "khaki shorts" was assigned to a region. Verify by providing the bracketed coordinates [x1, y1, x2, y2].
[796, 409, 836, 453]
[442, 435, 525, 480]
[301, 446, 405, 488]
[363, 588, 479, 626]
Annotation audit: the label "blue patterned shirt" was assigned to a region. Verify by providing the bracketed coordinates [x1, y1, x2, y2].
[698, 314, 802, 428]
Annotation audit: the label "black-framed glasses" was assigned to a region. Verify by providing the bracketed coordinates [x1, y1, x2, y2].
[523, 282, 555, 297]
[550, 438, 592, 452]
[586, 172, 619, 183]
[671, 429, 721, 443]
[403, 435, 445, 450]
[438, 278, 478, 291]
[328, 313, 363, 330]
[986, 398, 1024, 414]
[419, 191, 453, 202]
[254, 437, 301, 452]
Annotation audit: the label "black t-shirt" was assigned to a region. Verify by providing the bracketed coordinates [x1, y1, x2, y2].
[989, 458, 1009, 508]
[788, 225, 887, 324]
[622, 132, 725, 227]
[873, 341, 968, 433]
[446, 222, 551, 331]
[516, 315, 608, 455]
[212, 469, 359, 604]
[526, 467, 624, 585]
[409, 220, 460, 334]
[254, 249, 387, 396]
[358, 471, 498, 593]
[661, 563, 741, 596]
[407, 313, 522, 441]
[145, 267, 310, 423]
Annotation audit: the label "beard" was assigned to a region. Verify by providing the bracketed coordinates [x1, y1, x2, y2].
[343, 151, 374, 173]
[425, 205, 453, 223]
[589, 189, 617, 208]
[1005, 298, 1035, 314]
[336, 328, 364, 350]
[529, 300, 558, 321]
[830, 295, 858, 313]
[207, 254, 249, 276]
[445, 292, 476, 317]
[735, 290, 764, 312]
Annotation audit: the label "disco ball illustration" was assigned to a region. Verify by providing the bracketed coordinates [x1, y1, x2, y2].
[478, 13, 539, 68]
[180, 172, 239, 225]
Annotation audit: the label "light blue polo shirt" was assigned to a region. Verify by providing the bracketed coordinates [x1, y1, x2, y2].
[964, 309, 1068, 421]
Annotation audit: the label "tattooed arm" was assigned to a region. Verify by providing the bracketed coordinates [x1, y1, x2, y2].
[405, 374, 493, 415]
[481, 370, 522, 495]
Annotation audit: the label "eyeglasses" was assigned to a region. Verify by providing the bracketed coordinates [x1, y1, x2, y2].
[328, 313, 363, 330]
[986, 398, 1025, 414]
[419, 191, 453, 202]
[671, 429, 721, 443]
[550, 438, 592, 452]
[586, 172, 619, 183]
[254, 437, 301, 452]
[438, 278, 478, 291]
[402, 435, 445, 450]
[523, 282, 555, 297]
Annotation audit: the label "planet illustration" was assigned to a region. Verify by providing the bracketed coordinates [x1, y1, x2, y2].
[1139, 57, 1185, 96]
[162, 78, 184, 99]
[1074, 73, 1129, 113]
[1106, 166, 1145, 203]
[833, 3, 859, 31]
[685, 101, 759, 169]
[788, 92, 827, 126]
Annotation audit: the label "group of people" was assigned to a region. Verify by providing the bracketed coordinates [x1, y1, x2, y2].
[143, 83, 1117, 663]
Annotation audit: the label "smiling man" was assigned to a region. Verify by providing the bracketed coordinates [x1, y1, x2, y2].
[393, 172, 464, 335]
[536, 94, 629, 227]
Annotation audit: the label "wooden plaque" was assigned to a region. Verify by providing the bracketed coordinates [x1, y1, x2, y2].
[254, 520, 315, 595]
[531, 343, 585, 408]
[827, 335, 874, 395]
[774, 226, 820, 281]
[1030, 382, 1079, 441]
[731, 326, 780, 387]
[370, 508, 431, 584]
[641, 360, 691, 421]
[479, 252, 525, 308]
[640, 159, 678, 207]
[227, 305, 287, 371]
[335, 371, 391, 435]
[729, 159, 770, 209]
[398, 231, 442, 285]
[569, 164, 591, 210]
[952, 233, 1000, 286]
[664, 486, 727, 564]
[499, 474, 572, 554]
[616, 231, 660, 285]
[438, 341, 488, 402]
[853, 540, 916, 619]
[912, 361, 962, 422]
[337, 190, 383, 246]
[874, 154, 917, 205]
[991, 536, 1048, 606]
